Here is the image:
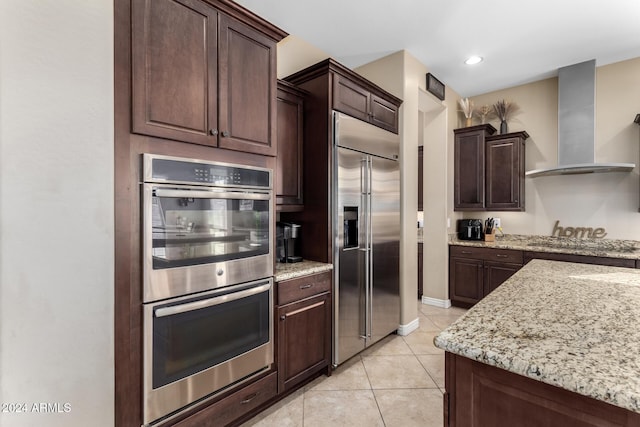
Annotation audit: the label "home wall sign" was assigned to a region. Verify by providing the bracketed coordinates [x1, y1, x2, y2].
[551, 220, 607, 238]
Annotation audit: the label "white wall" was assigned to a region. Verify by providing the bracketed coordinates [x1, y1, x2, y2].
[277, 35, 330, 79]
[0, 1, 114, 426]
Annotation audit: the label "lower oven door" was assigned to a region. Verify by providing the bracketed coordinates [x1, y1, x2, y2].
[143, 278, 273, 426]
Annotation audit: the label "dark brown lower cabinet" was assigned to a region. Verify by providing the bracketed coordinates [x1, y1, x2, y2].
[276, 272, 332, 393]
[445, 352, 640, 426]
[484, 261, 522, 296]
[449, 246, 523, 308]
[449, 256, 484, 306]
[450, 244, 640, 307]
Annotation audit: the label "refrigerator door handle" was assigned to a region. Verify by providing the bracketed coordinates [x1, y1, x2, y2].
[360, 157, 372, 341]
[367, 157, 373, 339]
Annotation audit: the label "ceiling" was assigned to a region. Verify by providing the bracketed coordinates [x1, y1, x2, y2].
[235, 0, 640, 97]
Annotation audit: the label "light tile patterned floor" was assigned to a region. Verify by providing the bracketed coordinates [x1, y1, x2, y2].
[241, 302, 467, 427]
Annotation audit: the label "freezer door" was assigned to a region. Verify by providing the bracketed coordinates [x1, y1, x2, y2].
[334, 147, 368, 365]
[369, 156, 400, 345]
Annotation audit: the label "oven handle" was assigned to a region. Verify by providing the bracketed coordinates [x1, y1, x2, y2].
[154, 283, 271, 318]
[154, 188, 270, 201]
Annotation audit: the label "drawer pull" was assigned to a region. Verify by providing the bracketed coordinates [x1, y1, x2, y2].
[496, 254, 508, 258]
[241, 392, 259, 404]
[285, 301, 325, 318]
[300, 284, 314, 290]
[461, 250, 472, 254]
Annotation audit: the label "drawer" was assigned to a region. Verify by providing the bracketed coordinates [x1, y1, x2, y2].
[277, 271, 331, 306]
[173, 372, 277, 427]
[450, 245, 523, 264]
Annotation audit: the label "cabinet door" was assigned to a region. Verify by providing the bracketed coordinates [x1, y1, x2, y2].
[486, 138, 523, 210]
[370, 94, 399, 133]
[218, 14, 277, 156]
[132, 0, 218, 146]
[276, 83, 304, 208]
[454, 131, 485, 210]
[483, 261, 521, 296]
[449, 257, 484, 307]
[332, 74, 371, 124]
[277, 292, 331, 393]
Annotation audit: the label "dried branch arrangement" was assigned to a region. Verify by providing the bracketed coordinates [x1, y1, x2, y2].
[458, 97, 474, 119]
[475, 104, 495, 124]
[492, 99, 520, 121]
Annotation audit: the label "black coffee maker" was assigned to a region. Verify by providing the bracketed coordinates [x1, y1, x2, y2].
[457, 219, 483, 241]
[276, 222, 302, 263]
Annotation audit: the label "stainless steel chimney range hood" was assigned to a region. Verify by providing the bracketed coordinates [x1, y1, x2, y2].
[526, 60, 636, 178]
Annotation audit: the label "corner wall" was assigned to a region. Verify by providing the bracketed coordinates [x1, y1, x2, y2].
[355, 52, 418, 324]
[0, 1, 114, 426]
[357, 51, 461, 315]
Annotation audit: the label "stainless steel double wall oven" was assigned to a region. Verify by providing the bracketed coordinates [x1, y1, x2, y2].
[141, 154, 274, 426]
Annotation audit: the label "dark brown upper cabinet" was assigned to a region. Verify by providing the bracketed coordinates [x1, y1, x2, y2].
[276, 81, 305, 210]
[485, 131, 529, 211]
[454, 125, 495, 210]
[132, 0, 283, 156]
[454, 125, 528, 211]
[330, 66, 400, 134]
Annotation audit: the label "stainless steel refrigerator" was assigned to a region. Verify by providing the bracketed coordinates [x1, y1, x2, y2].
[332, 111, 400, 366]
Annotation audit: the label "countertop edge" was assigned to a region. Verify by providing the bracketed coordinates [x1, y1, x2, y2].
[274, 260, 333, 282]
[447, 234, 640, 260]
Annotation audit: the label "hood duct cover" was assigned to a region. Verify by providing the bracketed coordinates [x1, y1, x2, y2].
[526, 60, 635, 177]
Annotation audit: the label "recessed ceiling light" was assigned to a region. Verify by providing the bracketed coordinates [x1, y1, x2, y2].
[465, 56, 483, 65]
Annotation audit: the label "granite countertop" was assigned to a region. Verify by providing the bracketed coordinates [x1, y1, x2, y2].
[274, 260, 333, 282]
[434, 259, 640, 413]
[449, 234, 640, 260]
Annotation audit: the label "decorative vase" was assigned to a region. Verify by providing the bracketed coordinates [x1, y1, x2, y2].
[500, 120, 508, 134]
[465, 117, 473, 127]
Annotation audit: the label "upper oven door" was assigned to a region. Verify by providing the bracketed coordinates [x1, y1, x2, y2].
[142, 183, 273, 302]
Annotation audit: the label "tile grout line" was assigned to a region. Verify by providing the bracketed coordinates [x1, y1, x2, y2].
[359, 354, 388, 426]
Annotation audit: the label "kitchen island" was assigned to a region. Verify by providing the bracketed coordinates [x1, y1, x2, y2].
[435, 259, 640, 426]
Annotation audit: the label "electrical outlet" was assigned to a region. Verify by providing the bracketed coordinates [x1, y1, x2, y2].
[493, 218, 501, 228]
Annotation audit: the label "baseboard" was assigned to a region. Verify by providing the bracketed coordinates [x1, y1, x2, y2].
[421, 296, 452, 308]
[396, 317, 419, 336]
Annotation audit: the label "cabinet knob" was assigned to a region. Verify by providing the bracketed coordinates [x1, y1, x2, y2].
[280, 315, 286, 321]
[222, 131, 230, 137]
[209, 129, 218, 136]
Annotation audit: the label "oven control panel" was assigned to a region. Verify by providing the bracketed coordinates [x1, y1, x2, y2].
[143, 154, 271, 189]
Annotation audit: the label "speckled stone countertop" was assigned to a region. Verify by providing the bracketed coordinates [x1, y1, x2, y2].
[435, 259, 640, 413]
[274, 260, 333, 282]
[449, 233, 640, 260]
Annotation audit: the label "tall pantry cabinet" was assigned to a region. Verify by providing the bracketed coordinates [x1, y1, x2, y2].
[115, 1, 287, 426]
